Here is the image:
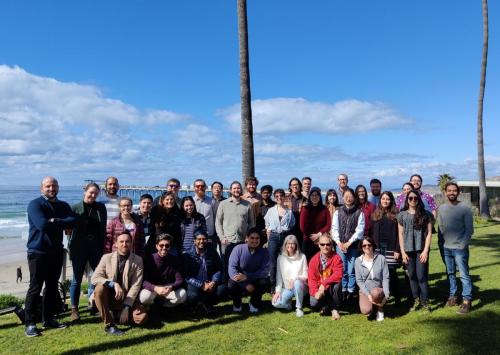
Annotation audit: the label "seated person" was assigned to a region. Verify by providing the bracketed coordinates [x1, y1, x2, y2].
[272, 234, 308, 318]
[139, 233, 187, 310]
[308, 235, 343, 320]
[355, 236, 390, 321]
[228, 227, 270, 314]
[183, 232, 225, 316]
[91, 232, 148, 336]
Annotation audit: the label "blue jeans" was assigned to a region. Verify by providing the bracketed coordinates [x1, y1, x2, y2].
[406, 251, 429, 302]
[336, 245, 359, 293]
[272, 279, 306, 309]
[70, 245, 102, 307]
[268, 232, 286, 287]
[444, 247, 472, 301]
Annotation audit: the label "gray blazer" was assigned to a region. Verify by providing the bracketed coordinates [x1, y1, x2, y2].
[354, 253, 390, 298]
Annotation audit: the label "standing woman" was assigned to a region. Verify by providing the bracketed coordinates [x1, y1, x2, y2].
[331, 188, 365, 300]
[265, 189, 296, 290]
[355, 185, 376, 237]
[325, 189, 339, 221]
[69, 182, 107, 321]
[148, 192, 182, 255]
[286, 177, 306, 248]
[371, 191, 401, 303]
[397, 190, 433, 312]
[104, 196, 145, 257]
[272, 235, 308, 317]
[300, 187, 332, 261]
[180, 196, 207, 253]
[396, 182, 414, 210]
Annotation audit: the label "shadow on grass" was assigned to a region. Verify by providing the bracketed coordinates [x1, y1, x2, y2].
[59, 312, 251, 355]
[421, 310, 500, 354]
[471, 233, 500, 256]
[0, 321, 20, 330]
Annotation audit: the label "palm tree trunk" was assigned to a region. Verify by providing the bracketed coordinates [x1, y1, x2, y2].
[237, 0, 255, 181]
[477, 0, 490, 218]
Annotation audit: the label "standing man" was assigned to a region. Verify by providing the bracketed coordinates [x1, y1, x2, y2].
[438, 182, 474, 314]
[102, 176, 120, 226]
[337, 174, 349, 205]
[368, 178, 382, 206]
[137, 194, 153, 244]
[211, 181, 226, 214]
[242, 176, 262, 225]
[154, 178, 182, 207]
[24, 177, 76, 337]
[193, 179, 217, 247]
[301, 177, 312, 199]
[92, 232, 148, 335]
[410, 174, 437, 218]
[256, 185, 276, 241]
[215, 181, 255, 280]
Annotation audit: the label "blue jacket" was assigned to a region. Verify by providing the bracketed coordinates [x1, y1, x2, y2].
[182, 246, 222, 288]
[27, 196, 76, 254]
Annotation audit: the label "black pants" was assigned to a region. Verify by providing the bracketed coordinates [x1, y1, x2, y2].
[24, 252, 63, 325]
[389, 267, 401, 301]
[186, 284, 227, 307]
[310, 282, 341, 311]
[221, 242, 241, 283]
[228, 278, 270, 308]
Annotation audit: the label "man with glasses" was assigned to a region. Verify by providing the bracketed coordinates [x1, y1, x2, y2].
[337, 174, 349, 205]
[308, 235, 343, 320]
[154, 178, 182, 207]
[409, 174, 437, 218]
[137, 194, 153, 244]
[193, 179, 217, 248]
[139, 233, 187, 311]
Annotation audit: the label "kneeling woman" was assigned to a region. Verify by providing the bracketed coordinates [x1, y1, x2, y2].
[355, 237, 390, 321]
[272, 235, 308, 317]
[308, 235, 343, 320]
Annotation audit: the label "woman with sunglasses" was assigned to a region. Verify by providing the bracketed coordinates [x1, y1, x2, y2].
[105, 196, 145, 256]
[371, 191, 401, 304]
[69, 182, 107, 321]
[331, 188, 365, 301]
[325, 189, 339, 220]
[300, 187, 332, 261]
[355, 237, 390, 321]
[265, 189, 296, 290]
[397, 190, 433, 312]
[396, 182, 414, 210]
[308, 235, 343, 320]
[271, 235, 308, 317]
[180, 196, 207, 253]
[147, 192, 182, 255]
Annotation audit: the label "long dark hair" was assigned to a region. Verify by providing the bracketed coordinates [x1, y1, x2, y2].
[326, 189, 339, 208]
[354, 184, 368, 205]
[372, 191, 398, 221]
[402, 190, 428, 229]
[180, 196, 197, 217]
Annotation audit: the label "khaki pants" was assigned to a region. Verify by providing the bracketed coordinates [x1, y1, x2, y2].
[94, 284, 148, 326]
[139, 288, 187, 309]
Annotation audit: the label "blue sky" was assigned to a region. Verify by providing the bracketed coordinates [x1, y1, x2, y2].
[0, 0, 499, 190]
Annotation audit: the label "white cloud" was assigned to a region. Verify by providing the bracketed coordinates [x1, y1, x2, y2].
[217, 97, 412, 134]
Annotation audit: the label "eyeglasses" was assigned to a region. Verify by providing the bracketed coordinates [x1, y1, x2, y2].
[408, 196, 418, 202]
[319, 243, 331, 247]
[194, 185, 205, 189]
[362, 244, 372, 248]
[157, 244, 171, 249]
[168, 184, 179, 188]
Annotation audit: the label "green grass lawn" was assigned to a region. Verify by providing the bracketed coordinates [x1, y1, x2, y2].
[1, 221, 499, 354]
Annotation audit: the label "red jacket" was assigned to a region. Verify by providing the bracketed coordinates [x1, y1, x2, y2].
[360, 202, 376, 237]
[308, 251, 343, 296]
[104, 215, 145, 257]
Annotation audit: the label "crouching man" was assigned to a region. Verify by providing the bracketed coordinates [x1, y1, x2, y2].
[183, 232, 225, 317]
[139, 233, 187, 311]
[91, 232, 148, 335]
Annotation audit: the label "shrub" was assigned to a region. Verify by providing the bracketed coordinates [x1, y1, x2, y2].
[0, 294, 24, 309]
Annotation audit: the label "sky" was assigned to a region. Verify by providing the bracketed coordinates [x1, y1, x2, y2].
[0, 0, 499, 190]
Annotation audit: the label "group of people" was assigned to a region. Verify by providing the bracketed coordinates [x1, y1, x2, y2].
[23, 173, 474, 337]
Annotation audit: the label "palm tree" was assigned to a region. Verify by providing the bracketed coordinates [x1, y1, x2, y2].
[437, 173, 456, 192]
[237, 0, 255, 181]
[477, 0, 490, 218]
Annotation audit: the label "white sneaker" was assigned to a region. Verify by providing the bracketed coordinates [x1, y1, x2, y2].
[296, 308, 304, 318]
[249, 303, 259, 314]
[376, 311, 384, 322]
[233, 305, 242, 313]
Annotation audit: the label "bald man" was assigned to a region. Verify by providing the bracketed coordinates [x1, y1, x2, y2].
[24, 177, 76, 337]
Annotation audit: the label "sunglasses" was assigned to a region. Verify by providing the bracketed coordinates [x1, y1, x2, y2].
[168, 184, 179, 188]
[319, 243, 331, 247]
[408, 196, 419, 202]
[362, 244, 372, 248]
[194, 185, 205, 189]
[157, 244, 171, 249]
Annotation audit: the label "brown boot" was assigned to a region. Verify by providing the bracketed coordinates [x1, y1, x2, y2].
[457, 300, 471, 314]
[445, 296, 457, 307]
[71, 307, 81, 321]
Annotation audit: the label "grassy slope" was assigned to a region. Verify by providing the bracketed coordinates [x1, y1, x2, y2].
[0, 222, 499, 355]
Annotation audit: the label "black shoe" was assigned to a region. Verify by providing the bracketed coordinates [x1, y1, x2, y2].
[25, 324, 41, 337]
[43, 319, 68, 329]
[87, 303, 98, 316]
[105, 325, 124, 336]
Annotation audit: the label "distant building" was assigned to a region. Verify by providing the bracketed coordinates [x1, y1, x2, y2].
[457, 180, 500, 207]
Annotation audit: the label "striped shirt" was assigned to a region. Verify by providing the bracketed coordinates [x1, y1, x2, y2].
[102, 195, 119, 226]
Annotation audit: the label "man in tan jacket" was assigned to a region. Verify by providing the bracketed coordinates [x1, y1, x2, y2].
[91, 231, 148, 335]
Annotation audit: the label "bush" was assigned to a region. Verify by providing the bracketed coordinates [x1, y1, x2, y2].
[0, 294, 24, 309]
